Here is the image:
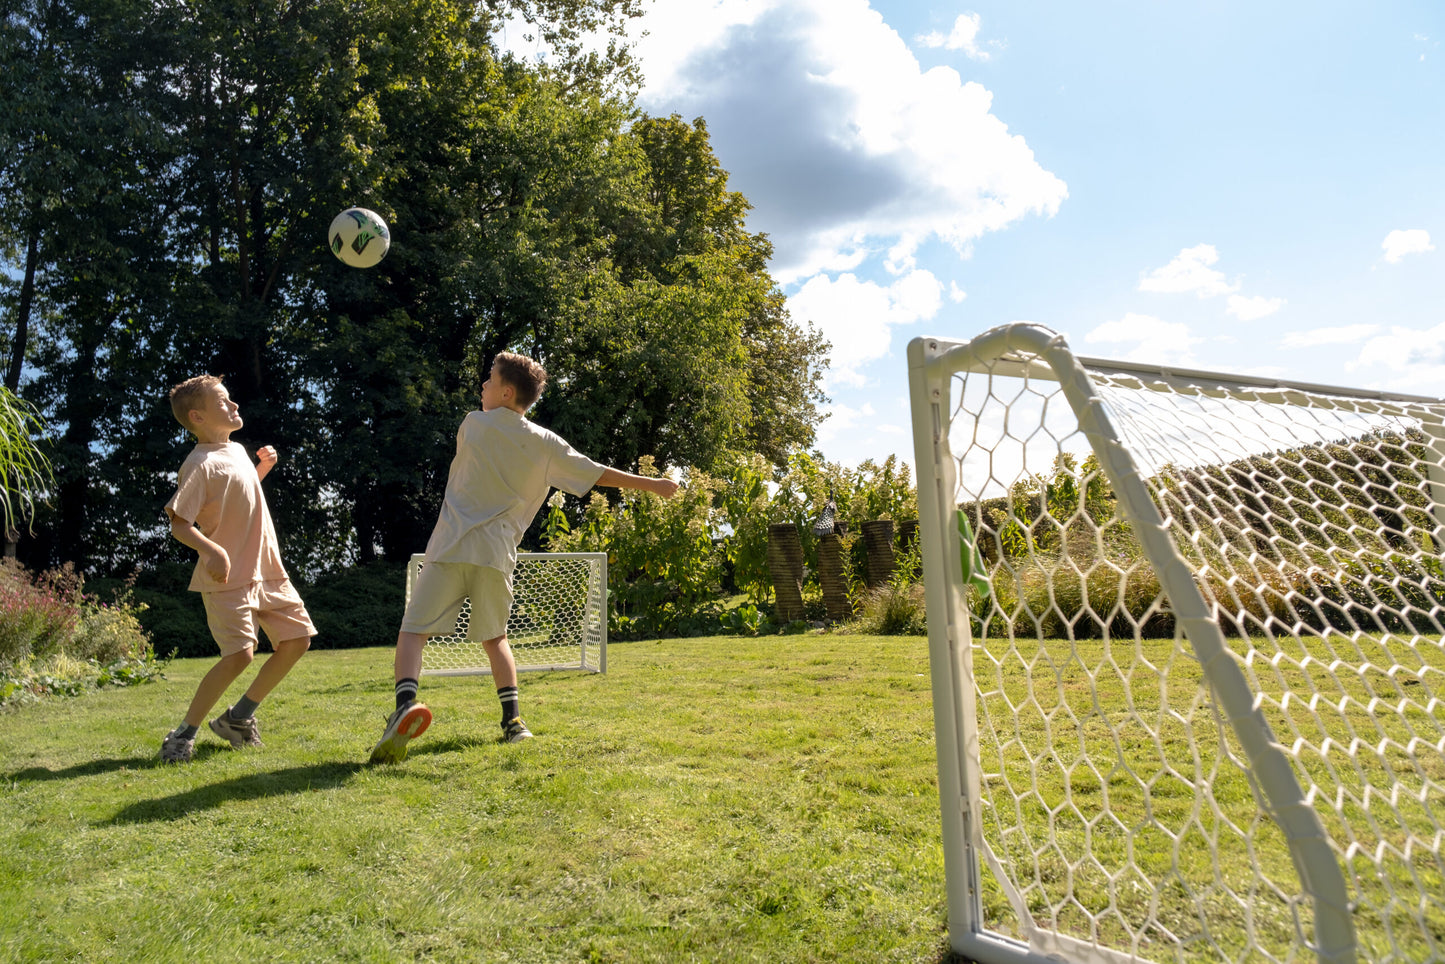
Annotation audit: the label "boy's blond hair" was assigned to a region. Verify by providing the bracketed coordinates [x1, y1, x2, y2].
[169, 375, 222, 431]
[492, 352, 547, 409]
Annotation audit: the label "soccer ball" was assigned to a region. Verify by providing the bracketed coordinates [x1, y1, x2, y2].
[328, 207, 391, 268]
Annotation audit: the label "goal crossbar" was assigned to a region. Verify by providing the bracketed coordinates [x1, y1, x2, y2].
[910, 323, 1445, 964]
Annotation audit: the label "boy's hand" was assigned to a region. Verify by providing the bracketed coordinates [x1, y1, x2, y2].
[203, 546, 231, 584]
[256, 445, 278, 470]
[652, 478, 680, 500]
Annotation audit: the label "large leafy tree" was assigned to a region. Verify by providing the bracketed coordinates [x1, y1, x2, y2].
[1, 0, 828, 575]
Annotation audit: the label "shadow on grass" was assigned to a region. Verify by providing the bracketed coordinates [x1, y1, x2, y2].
[404, 733, 502, 758]
[106, 761, 366, 823]
[5, 743, 236, 781]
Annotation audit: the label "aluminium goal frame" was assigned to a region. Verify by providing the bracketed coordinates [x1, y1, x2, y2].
[407, 551, 608, 677]
[908, 323, 1445, 964]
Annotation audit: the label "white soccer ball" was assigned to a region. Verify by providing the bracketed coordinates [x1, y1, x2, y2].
[328, 207, 391, 268]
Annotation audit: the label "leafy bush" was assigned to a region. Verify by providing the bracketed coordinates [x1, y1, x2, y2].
[301, 561, 407, 648]
[549, 457, 725, 639]
[0, 561, 81, 667]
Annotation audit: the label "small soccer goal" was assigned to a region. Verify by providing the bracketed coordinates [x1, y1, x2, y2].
[408, 552, 608, 676]
[908, 323, 1445, 964]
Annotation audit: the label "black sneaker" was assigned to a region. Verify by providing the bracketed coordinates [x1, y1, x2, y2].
[501, 717, 533, 743]
[160, 727, 195, 763]
[369, 700, 432, 763]
[209, 708, 263, 748]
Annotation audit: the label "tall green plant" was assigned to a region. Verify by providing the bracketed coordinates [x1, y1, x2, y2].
[0, 387, 52, 537]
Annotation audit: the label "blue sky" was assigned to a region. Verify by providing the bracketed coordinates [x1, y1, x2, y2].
[529, 1, 1445, 469]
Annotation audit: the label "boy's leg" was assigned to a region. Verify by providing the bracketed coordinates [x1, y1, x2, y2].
[184, 648, 255, 727]
[483, 635, 531, 742]
[210, 635, 312, 748]
[369, 631, 433, 764]
[161, 648, 252, 762]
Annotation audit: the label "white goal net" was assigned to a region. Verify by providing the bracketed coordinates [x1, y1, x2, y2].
[908, 324, 1445, 964]
[408, 552, 608, 676]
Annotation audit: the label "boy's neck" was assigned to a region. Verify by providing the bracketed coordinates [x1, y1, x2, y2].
[191, 427, 235, 445]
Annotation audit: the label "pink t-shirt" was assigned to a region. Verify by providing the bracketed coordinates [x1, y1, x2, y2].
[164, 441, 288, 592]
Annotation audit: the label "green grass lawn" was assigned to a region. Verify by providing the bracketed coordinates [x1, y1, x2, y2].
[0, 635, 953, 964]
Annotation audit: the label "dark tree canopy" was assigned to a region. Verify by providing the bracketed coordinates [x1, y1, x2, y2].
[0, 0, 828, 574]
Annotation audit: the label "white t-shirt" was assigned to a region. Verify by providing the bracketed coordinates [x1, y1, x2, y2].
[164, 441, 288, 592]
[423, 408, 605, 575]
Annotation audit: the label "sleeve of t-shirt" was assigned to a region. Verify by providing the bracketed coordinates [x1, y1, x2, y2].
[546, 435, 607, 496]
[165, 460, 211, 525]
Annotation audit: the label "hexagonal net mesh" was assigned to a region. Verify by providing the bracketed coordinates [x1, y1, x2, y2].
[909, 326, 1445, 964]
[408, 553, 607, 676]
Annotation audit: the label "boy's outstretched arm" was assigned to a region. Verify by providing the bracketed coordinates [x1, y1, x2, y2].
[595, 467, 680, 499]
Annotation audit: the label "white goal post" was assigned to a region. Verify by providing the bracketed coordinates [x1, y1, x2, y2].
[407, 552, 608, 676]
[909, 323, 1445, 964]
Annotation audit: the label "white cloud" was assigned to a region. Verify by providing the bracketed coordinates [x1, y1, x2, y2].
[1084, 313, 1203, 365]
[1279, 324, 1379, 349]
[816, 400, 876, 451]
[1349, 322, 1445, 392]
[1138, 244, 1239, 297]
[1381, 229, 1434, 263]
[916, 12, 992, 60]
[1226, 294, 1285, 321]
[787, 268, 944, 387]
[628, 0, 1067, 282]
[948, 281, 967, 302]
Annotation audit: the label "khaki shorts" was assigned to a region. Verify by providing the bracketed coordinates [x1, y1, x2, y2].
[202, 578, 316, 656]
[401, 562, 512, 642]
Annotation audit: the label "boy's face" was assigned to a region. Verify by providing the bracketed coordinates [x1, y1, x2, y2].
[480, 369, 514, 412]
[190, 383, 243, 437]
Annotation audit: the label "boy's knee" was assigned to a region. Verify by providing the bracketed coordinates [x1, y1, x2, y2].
[223, 646, 255, 669]
[279, 635, 311, 655]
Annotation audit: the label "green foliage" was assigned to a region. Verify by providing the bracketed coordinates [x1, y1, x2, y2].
[300, 562, 407, 650]
[549, 457, 724, 639]
[0, 560, 80, 666]
[0, 388, 52, 536]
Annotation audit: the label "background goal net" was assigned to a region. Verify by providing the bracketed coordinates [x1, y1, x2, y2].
[908, 324, 1445, 964]
[408, 552, 608, 676]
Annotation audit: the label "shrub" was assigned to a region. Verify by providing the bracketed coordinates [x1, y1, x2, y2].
[68, 596, 150, 663]
[0, 560, 81, 667]
[301, 561, 407, 649]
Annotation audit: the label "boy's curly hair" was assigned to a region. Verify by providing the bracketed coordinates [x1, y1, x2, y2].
[492, 352, 547, 409]
[169, 374, 222, 429]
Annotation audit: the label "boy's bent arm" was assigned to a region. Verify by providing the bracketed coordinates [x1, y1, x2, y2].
[167, 511, 232, 583]
[595, 467, 679, 499]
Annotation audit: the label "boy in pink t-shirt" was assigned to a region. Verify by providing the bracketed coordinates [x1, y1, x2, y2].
[159, 375, 316, 763]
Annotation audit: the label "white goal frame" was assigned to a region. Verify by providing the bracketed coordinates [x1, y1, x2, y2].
[407, 552, 608, 676]
[909, 323, 1445, 964]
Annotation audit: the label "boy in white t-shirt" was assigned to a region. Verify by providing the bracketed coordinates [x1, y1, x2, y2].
[159, 376, 316, 763]
[369, 352, 678, 763]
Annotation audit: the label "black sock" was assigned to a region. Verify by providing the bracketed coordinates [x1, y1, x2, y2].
[176, 723, 198, 740]
[497, 686, 519, 724]
[396, 678, 419, 710]
[231, 695, 260, 720]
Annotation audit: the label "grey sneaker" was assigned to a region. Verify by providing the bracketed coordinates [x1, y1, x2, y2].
[160, 727, 195, 763]
[369, 700, 432, 764]
[502, 717, 533, 743]
[209, 708, 263, 748]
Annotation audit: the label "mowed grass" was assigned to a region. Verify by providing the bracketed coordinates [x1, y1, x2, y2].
[0, 635, 953, 964]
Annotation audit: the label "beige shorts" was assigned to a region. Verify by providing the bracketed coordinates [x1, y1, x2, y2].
[202, 578, 316, 656]
[401, 562, 512, 642]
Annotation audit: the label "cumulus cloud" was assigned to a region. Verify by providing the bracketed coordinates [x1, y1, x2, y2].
[1138, 244, 1239, 297]
[815, 400, 876, 451]
[787, 269, 944, 387]
[1279, 324, 1379, 349]
[1381, 229, 1434, 263]
[1350, 322, 1445, 391]
[1226, 294, 1285, 321]
[1084, 313, 1202, 364]
[628, 0, 1067, 281]
[916, 12, 993, 60]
